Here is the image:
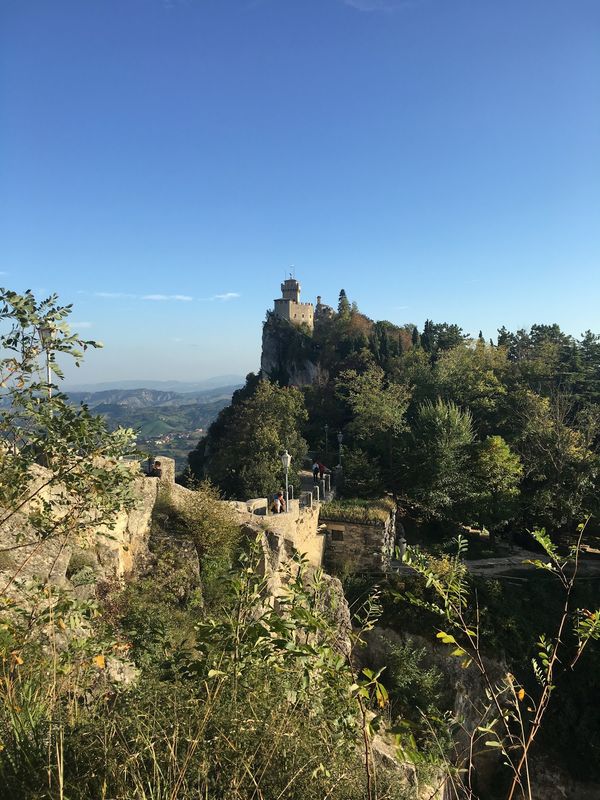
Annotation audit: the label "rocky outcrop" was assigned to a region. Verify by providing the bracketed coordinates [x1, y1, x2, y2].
[0, 458, 178, 595]
[260, 312, 328, 387]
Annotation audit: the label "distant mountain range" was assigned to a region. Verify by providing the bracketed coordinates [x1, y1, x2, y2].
[61, 380, 243, 470]
[1, 379, 243, 471]
[64, 375, 245, 394]
[65, 384, 241, 410]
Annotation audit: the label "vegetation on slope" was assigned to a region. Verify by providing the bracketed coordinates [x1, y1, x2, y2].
[320, 497, 397, 525]
[3, 287, 600, 800]
[236, 289, 600, 537]
[0, 289, 421, 800]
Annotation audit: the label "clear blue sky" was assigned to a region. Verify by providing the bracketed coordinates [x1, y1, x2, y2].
[2, 0, 599, 384]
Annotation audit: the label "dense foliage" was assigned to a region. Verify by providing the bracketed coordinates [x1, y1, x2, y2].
[0, 289, 138, 567]
[189, 373, 308, 500]
[248, 292, 600, 536]
[0, 289, 417, 800]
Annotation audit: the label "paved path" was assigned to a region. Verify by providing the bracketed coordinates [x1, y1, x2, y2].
[392, 545, 600, 580]
[299, 469, 335, 503]
[300, 469, 316, 494]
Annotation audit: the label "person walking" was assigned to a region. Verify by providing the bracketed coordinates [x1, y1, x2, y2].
[312, 459, 320, 485]
[318, 461, 330, 481]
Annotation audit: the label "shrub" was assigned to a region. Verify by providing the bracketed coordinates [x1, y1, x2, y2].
[320, 497, 396, 525]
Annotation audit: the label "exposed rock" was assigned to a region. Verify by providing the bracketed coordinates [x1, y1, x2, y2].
[260, 312, 328, 387]
[106, 655, 139, 687]
[1, 458, 164, 595]
[370, 730, 447, 799]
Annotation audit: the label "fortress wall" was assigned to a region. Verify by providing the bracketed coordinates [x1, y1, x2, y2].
[1, 454, 327, 602]
[320, 510, 396, 574]
[273, 299, 314, 331]
[229, 498, 325, 569]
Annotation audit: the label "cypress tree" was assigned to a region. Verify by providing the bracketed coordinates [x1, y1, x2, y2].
[338, 289, 351, 317]
[421, 319, 433, 353]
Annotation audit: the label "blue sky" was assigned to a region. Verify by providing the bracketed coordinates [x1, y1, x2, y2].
[2, 0, 599, 384]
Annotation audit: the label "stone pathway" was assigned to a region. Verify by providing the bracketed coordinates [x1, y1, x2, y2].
[299, 469, 335, 503]
[392, 545, 600, 579]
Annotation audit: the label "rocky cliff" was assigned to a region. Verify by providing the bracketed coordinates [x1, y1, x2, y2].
[260, 311, 328, 387]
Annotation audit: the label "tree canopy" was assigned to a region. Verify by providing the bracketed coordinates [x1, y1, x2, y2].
[189, 377, 308, 500]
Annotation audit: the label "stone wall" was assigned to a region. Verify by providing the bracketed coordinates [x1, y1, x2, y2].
[320, 509, 396, 574]
[273, 298, 314, 330]
[229, 499, 325, 570]
[4, 454, 389, 601]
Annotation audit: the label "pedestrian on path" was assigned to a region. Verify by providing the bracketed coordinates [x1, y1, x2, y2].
[318, 461, 330, 481]
[312, 460, 320, 485]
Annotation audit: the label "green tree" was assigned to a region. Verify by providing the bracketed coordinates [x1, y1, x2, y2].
[434, 339, 508, 435]
[468, 435, 523, 530]
[420, 320, 466, 360]
[338, 447, 385, 499]
[197, 379, 308, 499]
[336, 365, 410, 478]
[421, 319, 434, 353]
[514, 390, 599, 529]
[338, 288, 351, 318]
[407, 398, 474, 516]
[578, 330, 600, 403]
[0, 289, 137, 591]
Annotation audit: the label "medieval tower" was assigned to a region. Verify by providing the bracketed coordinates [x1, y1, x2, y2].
[273, 277, 314, 331]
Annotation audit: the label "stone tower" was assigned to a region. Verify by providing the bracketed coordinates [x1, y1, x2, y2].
[273, 277, 314, 331]
[281, 278, 301, 303]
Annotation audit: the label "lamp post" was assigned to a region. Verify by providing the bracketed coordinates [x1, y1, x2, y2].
[38, 324, 55, 405]
[281, 450, 292, 513]
[337, 431, 343, 468]
[324, 424, 329, 460]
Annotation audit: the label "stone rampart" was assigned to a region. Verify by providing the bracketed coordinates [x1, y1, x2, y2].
[4, 457, 401, 593]
[229, 498, 325, 571]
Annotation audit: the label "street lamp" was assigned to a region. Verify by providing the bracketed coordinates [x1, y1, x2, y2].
[337, 431, 343, 468]
[37, 324, 55, 403]
[324, 423, 329, 459]
[281, 450, 292, 513]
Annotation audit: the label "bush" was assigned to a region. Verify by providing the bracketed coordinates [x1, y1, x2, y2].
[320, 497, 396, 525]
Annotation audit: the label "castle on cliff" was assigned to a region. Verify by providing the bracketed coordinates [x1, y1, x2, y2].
[272, 277, 334, 333]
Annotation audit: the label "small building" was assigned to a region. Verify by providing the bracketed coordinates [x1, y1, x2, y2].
[315, 295, 335, 321]
[319, 498, 397, 574]
[273, 278, 314, 331]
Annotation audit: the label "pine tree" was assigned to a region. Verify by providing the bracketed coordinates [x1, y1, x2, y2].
[421, 319, 433, 352]
[338, 289, 351, 318]
[412, 326, 419, 347]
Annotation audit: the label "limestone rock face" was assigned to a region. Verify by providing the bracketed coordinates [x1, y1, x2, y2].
[0, 458, 171, 594]
[92, 471, 159, 580]
[260, 313, 328, 387]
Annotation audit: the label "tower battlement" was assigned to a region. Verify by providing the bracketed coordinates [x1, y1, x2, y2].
[273, 276, 314, 331]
